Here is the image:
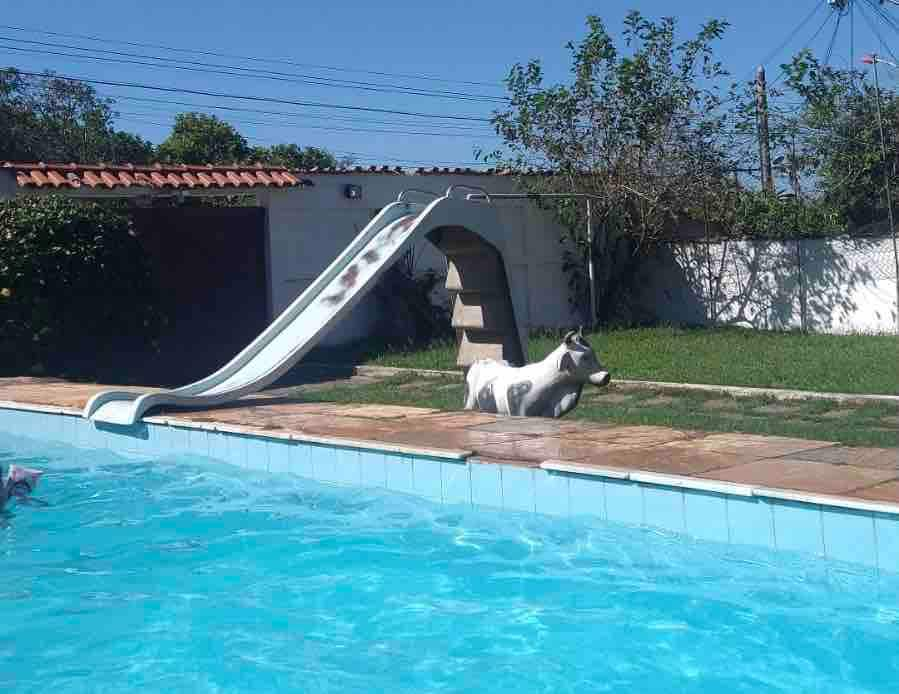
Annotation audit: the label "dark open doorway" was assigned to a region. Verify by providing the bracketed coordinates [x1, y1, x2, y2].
[132, 206, 268, 387]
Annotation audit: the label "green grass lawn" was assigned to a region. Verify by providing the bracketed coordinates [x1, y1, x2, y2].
[292, 372, 899, 449]
[310, 327, 899, 395]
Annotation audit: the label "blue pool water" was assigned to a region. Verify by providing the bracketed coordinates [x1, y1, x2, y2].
[3, 432, 899, 693]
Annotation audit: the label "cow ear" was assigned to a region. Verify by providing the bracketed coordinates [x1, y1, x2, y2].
[558, 352, 576, 373]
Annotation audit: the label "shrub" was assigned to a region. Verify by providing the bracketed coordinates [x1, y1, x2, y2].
[371, 248, 452, 347]
[0, 195, 163, 375]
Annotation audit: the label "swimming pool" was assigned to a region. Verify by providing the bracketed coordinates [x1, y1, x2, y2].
[3, 429, 899, 693]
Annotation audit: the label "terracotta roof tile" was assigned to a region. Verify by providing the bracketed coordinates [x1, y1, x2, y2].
[3, 162, 308, 191]
[99, 171, 119, 188]
[3, 161, 547, 194]
[82, 171, 102, 188]
[45, 170, 67, 187]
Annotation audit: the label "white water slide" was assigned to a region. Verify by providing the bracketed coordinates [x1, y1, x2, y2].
[84, 187, 525, 426]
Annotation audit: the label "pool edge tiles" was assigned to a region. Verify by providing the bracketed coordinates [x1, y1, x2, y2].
[1, 402, 899, 573]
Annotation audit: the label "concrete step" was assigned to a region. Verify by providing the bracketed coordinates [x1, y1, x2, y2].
[444, 255, 505, 293]
[451, 292, 514, 331]
[456, 329, 523, 367]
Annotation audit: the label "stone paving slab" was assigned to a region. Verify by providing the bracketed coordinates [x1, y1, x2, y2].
[2, 378, 899, 507]
[577, 445, 755, 477]
[661, 433, 836, 459]
[851, 480, 899, 503]
[788, 446, 899, 469]
[698, 459, 897, 496]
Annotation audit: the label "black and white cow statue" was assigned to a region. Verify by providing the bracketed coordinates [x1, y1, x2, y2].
[464, 327, 611, 418]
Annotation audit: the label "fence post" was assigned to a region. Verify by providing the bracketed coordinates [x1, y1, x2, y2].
[797, 238, 807, 332]
[704, 198, 715, 324]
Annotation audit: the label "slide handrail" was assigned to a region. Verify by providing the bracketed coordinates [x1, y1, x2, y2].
[445, 184, 491, 202]
[397, 188, 440, 202]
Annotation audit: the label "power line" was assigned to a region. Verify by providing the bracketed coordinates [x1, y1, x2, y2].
[825, 8, 844, 64]
[753, 1, 825, 76]
[0, 23, 505, 89]
[114, 109, 500, 139]
[769, 6, 839, 87]
[0, 36, 507, 103]
[102, 94, 495, 132]
[115, 119, 489, 165]
[862, 0, 899, 61]
[8, 68, 492, 122]
[857, 0, 899, 65]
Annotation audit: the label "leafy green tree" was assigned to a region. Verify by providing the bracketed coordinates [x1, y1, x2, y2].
[487, 12, 739, 322]
[156, 112, 250, 165]
[0, 68, 154, 163]
[101, 130, 155, 165]
[776, 51, 894, 228]
[250, 143, 336, 169]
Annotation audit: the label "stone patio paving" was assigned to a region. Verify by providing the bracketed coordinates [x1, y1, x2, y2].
[1, 376, 897, 506]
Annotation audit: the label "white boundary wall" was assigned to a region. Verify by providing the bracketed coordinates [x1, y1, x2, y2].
[633, 237, 899, 334]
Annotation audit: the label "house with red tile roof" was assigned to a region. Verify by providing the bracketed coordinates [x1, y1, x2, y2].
[0, 160, 580, 354]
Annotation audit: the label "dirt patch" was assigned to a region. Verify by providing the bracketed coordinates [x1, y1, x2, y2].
[819, 409, 857, 420]
[702, 399, 740, 411]
[585, 392, 634, 405]
[753, 404, 803, 416]
[397, 380, 436, 391]
[639, 395, 676, 407]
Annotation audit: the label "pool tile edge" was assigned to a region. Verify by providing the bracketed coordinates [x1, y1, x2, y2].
[4, 401, 899, 574]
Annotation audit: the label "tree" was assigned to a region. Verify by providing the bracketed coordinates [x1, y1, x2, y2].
[0, 195, 163, 375]
[156, 112, 250, 165]
[487, 12, 739, 323]
[776, 51, 894, 228]
[250, 143, 336, 169]
[0, 68, 154, 163]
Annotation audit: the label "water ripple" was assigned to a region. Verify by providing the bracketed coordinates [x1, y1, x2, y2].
[2, 432, 899, 693]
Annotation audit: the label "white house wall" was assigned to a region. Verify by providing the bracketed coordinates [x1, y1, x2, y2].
[260, 175, 579, 346]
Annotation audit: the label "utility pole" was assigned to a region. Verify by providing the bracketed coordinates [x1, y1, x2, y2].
[864, 54, 899, 333]
[756, 66, 775, 194]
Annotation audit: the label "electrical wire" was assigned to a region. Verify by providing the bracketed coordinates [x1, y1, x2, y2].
[769, 7, 838, 87]
[825, 9, 844, 65]
[8, 69, 492, 122]
[0, 23, 505, 89]
[857, 0, 899, 64]
[753, 1, 825, 75]
[0, 36, 507, 103]
[113, 109, 500, 139]
[101, 94, 496, 132]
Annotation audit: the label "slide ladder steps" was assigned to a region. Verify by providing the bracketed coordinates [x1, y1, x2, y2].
[434, 228, 522, 368]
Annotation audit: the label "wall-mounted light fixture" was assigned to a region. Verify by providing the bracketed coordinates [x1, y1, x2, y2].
[344, 184, 362, 200]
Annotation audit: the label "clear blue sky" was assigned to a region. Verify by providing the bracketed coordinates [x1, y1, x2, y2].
[3, 0, 898, 167]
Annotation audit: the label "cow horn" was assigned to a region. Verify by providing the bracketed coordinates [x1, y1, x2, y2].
[577, 326, 584, 338]
[563, 329, 577, 344]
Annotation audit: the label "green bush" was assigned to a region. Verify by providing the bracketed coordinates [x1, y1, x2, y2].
[0, 195, 163, 375]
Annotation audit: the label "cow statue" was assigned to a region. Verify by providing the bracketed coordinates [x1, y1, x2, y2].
[0, 464, 42, 511]
[464, 327, 611, 418]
